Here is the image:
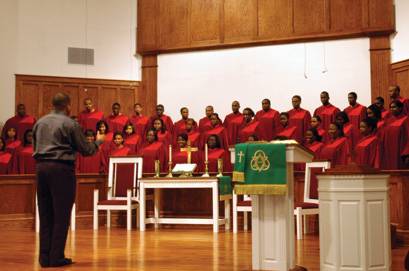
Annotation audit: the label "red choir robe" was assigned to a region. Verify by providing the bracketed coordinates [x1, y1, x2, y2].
[124, 134, 142, 153]
[276, 125, 297, 140]
[149, 115, 174, 133]
[304, 141, 324, 159]
[137, 141, 168, 174]
[198, 117, 212, 133]
[186, 130, 201, 147]
[223, 112, 244, 145]
[397, 96, 409, 115]
[172, 148, 203, 172]
[255, 108, 280, 141]
[237, 120, 261, 143]
[344, 104, 366, 148]
[354, 134, 380, 168]
[105, 114, 129, 133]
[0, 151, 13, 174]
[343, 123, 354, 151]
[5, 139, 22, 156]
[78, 110, 104, 132]
[2, 114, 36, 141]
[157, 131, 172, 147]
[14, 145, 35, 174]
[173, 119, 198, 139]
[381, 114, 409, 169]
[319, 137, 350, 167]
[200, 124, 230, 150]
[381, 109, 390, 120]
[76, 148, 103, 174]
[101, 145, 135, 174]
[206, 148, 232, 173]
[129, 115, 150, 139]
[288, 108, 311, 144]
[313, 104, 340, 131]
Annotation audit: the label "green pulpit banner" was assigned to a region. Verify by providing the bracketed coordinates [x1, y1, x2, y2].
[232, 143, 287, 195]
[218, 176, 232, 196]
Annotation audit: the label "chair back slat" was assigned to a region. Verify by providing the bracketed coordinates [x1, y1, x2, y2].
[304, 161, 330, 204]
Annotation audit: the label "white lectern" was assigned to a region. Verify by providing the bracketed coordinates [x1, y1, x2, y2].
[233, 144, 313, 271]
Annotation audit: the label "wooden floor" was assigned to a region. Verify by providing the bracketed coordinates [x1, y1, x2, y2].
[0, 228, 407, 271]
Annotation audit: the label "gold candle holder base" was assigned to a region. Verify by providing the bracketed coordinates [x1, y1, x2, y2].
[201, 161, 210, 177]
[165, 161, 173, 178]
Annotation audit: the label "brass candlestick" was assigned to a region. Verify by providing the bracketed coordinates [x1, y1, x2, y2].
[216, 158, 223, 177]
[202, 160, 210, 177]
[166, 160, 173, 177]
[154, 160, 160, 177]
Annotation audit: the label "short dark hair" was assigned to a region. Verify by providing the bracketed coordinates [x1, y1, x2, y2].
[367, 104, 382, 120]
[112, 102, 120, 108]
[84, 129, 96, 138]
[321, 91, 329, 96]
[348, 92, 357, 99]
[312, 115, 322, 122]
[280, 112, 289, 118]
[375, 96, 385, 104]
[243, 107, 255, 117]
[177, 133, 188, 142]
[134, 103, 142, 107]
[52, 93, 70, 109]
[262, 98, 271, 104]
[292, 95, 301, 100]
[180, 107, 188, 113]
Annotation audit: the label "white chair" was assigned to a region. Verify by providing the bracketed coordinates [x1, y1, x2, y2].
[232, 192, 251, 233]
[35, 197, 76, 232]
[93, 156, 142, 231]
[294, 161, 330, 240]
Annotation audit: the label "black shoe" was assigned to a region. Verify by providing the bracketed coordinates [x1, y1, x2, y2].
[49, 258, 73, 267]
[39, 259, 49, 268]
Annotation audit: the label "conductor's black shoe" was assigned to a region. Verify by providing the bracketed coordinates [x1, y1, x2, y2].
[39, 259, 49, 268]
[49, 258, 73, 267]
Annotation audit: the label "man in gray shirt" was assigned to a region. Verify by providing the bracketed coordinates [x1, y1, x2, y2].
[33, 92, 104, 267]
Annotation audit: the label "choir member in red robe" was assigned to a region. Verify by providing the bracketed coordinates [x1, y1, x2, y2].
[0, 138, 13, 174]
[381, 101, 409, 169]
[173, 107, 197, 141]
[255, 98, 280, 141]
[78, 98, 104, 132]
[123, 124, 142, 153]
[14, 129, 35, 174]
[223, 101, 244, 145]
[151, 118, 172, 147]
[389, 85, 409, 115]
[129, 103, 150, 139]
[105, 102, 129, 133]
[206, 135, 232, 174]
[2, 104, 36, 141]
[335, 111, 354, 149]
[101, 132, 135, 173]
[76, 130, 103, 174]
[4, 127, 22, 156]
[200, 113, 230, 150]
[319, 123, 350, 167]
[366, 104, 385, 138]
[275, 112, 297, 141]
[344, 92, 366, 146]
[172, 133, 203, 172]
[149, 104, 174, 133]
[96, 120, 113, 151]
[310, 115, 326, 138]
[288, 95, 311, 144]
[198, 105, 214, 133]
[246, 134, 259, 142]
[238, 108, 261, 143]
[354, 118, 380, 168]
[303, 128, 324, 159]
[313, 91, 340, 131]
[374, 96, 390, 120]
[137, 129, 168, 174]
[184, 118, 201, 147]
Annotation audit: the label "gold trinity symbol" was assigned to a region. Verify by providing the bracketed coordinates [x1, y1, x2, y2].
[250, 150, 270, 172]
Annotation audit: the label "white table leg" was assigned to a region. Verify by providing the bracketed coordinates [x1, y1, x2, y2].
[233, 192, 238, 233]
[224, 199, 230, 231]
[212, 182, 219, 233]
[139, 183, 146, 231]
[154, 188, 160, 229]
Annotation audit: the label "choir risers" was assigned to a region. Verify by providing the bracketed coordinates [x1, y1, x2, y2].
[318, 166, 391, 271]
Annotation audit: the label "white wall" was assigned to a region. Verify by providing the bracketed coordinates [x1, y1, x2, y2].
[392, 0, 409, 62]
[0, 0, 141, 125]
[158, 38, 371, 121]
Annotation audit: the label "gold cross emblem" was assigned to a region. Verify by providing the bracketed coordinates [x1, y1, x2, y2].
[250, 150, 270, 172]
[237, 151, 244, 163]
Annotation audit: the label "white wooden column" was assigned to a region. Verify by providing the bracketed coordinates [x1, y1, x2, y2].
[318, 166, 391, 271]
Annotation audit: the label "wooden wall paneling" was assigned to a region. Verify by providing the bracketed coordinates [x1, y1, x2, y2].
[99, 87, 118, 117]
[391, 59, 409, 99]
[141, 55, 158, 117]
[367, 0, 394, 30]
[61, 84, 80, 117]
[118, 87, 138, 116]
[190, 0, 222, 46]
[330, 0, 362, 32]
[223, 0, 257, 42]
[293, 0, 327, 35]
[369, 36, 391, 101]
[15, 79, 41, 118]
[137, 0, 159, 52]
[158, 0, 191, 49]
[258, 0, 293, 39]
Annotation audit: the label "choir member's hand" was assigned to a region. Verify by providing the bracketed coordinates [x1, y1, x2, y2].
[96, 131, 106, 142]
